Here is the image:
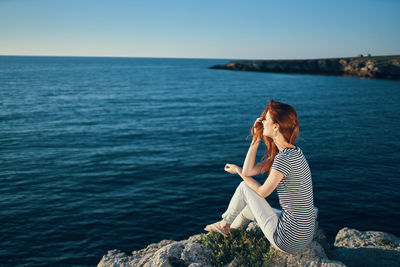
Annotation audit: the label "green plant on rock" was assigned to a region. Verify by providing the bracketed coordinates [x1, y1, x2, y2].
[195, 226, 277, 267]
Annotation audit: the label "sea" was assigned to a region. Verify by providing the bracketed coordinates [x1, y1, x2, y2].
[1, 56, 399, 266]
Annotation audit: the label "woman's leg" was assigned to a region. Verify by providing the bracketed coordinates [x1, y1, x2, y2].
[230, 205, 255, 229]
[221, 181, 283, 251]
[231, 206, 283, 229]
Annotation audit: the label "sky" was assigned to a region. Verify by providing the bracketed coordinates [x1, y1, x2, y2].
[0, 0, 399, 59]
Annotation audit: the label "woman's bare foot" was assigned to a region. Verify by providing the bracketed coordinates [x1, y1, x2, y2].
[204, 220, 231, 236]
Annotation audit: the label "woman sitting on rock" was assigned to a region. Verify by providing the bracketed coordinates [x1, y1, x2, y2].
[204, 99, 316, 254]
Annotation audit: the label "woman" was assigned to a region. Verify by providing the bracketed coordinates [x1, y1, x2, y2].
[204, 99, 316, 254]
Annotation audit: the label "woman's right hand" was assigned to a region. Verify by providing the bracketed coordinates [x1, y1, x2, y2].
[224, 163, 242, 174]
[252, 117, 263, 143]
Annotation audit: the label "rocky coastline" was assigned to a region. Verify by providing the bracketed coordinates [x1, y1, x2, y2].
[209, 55, 400, 80]
[97, 222, 400, 267]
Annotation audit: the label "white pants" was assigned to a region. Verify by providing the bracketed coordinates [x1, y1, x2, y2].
[221, 181, 284, 252]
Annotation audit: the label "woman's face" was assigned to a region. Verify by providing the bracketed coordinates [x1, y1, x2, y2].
[262, 111, 276, 137]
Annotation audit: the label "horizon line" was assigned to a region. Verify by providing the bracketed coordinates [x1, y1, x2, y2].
[1, 53, 399, 61]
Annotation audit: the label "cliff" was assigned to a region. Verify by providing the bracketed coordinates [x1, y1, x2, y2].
[209, 55, 400, 80]
[97, 223, 400, 267]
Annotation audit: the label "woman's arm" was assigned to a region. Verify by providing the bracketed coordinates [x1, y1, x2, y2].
[242, 143, 265, 176]
[242, 117, 264, 176]
[225, 164, 284, 199]
[238, 169, 284, 199]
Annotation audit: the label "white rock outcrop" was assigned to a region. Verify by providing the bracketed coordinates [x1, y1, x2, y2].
[332, 227, 400, 267]
[98, 224, 399, 267]
[97, 235, 211, 267]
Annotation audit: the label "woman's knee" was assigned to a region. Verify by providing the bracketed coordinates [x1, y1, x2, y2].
[239, 181, 254, 193]
[235, 181, 246, 192]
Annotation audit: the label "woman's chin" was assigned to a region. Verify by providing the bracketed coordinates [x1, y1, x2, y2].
[262, 133, 270, 138]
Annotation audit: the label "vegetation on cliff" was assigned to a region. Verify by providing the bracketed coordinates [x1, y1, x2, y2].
[195, 226, 276, 267]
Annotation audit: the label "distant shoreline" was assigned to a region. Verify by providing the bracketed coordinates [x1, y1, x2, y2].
[210, 55, 400, 80]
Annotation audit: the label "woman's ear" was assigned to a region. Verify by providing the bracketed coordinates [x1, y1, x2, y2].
[273, 123, 279, 132]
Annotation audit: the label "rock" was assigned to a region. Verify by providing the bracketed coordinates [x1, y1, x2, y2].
[332, 227, 400, 267]
[209, 55, 400, 80]
[181, 235, 210, 264]
[97, 249, 136, 267]
[131, 239, 176, 259]
[98, 225, 400, 267]
[97, 236, 211, 267]
[98, 221, 345, 267]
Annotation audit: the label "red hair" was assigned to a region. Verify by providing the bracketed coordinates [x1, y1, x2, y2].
[250, 99, 299, 174]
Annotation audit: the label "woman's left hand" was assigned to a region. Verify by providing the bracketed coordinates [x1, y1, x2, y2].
[224, 163, 242, 174]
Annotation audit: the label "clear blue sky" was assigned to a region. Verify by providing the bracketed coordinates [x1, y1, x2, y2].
[1, 0, 399, 59]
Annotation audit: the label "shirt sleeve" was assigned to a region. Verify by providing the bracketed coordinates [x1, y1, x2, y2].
[271, 153, 291, 177]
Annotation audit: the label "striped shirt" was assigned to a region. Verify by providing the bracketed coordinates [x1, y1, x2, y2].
[271, 146, 315, 254]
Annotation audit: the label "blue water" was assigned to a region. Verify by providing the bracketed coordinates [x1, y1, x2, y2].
[1, 56, 399, 266]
